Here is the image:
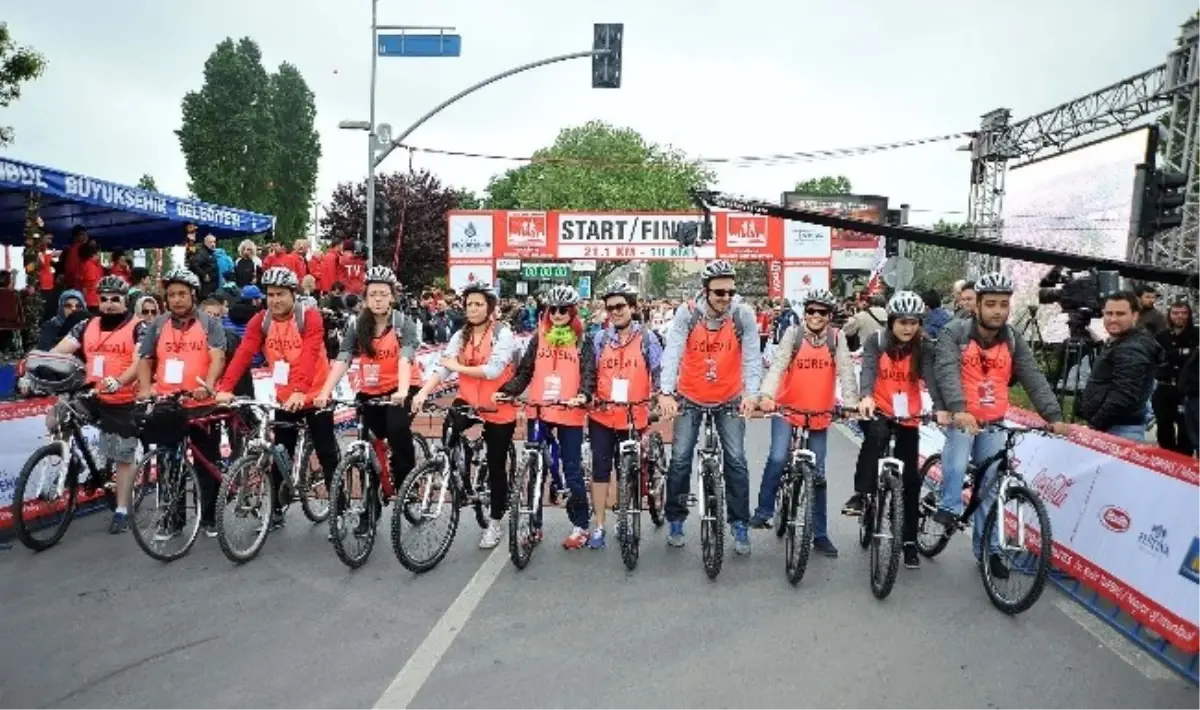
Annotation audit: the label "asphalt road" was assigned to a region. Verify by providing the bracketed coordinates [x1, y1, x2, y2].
[1, 421, 1194, 709]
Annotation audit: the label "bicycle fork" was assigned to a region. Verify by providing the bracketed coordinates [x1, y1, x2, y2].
[993, 476, 1026, 553]
[874, 456, 902, 542]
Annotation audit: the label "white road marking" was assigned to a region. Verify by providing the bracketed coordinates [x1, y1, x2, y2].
[1052, 597, 1175, 681]
[374, 546, 509, 709]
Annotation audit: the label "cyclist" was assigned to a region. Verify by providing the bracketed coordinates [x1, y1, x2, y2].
[755, 288, 858, 557]
[657, 260, 761, 554]
[495, 284, 591, 549]
[315, 266, 420, 535]
[581, 280, 662, 549]
[843, 290, 940, 569]
[932, 272, 1070, 578]
[214, 266, 341, 531]
[50, 275, 145, 534]
[135, 268, 227, 538]
[412, 280, 518, 550]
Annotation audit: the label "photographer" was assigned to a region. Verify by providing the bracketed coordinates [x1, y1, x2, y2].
[1152, 297, 1198, 454]
[1076, 291, 1163, 442]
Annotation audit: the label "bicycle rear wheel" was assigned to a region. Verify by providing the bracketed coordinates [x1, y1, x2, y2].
[979, 484, 1053, 615]
[215, 454, 274, 564]
[129, 450, 202, 563]
[699, 459, 725, 581]
[299, 437, 331, 523]
[645, 432, 666, 528]
[869, 472, 903, 600]
[508, 457, 537, 570]
[617, 452, 641, 571]
[13, 444, 78, 552]
[329, 453, 378, 569]
[785, 463, 815, 586]
[392, 460, 460, 574]
[915, 454, 951, 559]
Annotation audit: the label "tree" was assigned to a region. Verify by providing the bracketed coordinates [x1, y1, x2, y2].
[320, 169, 475, 290]
[136, 174, 158, 192]
[0, 22, 46, 147]
[792, 175, 852, 195]
[907, 220, 970, 298]
[269, 62, 321, 241]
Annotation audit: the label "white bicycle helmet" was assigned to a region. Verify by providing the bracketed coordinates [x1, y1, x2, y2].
[975, 272, 1014, 296]
[887, 290, 925, 318]
[460, 280, 497, 304]
[544, 284, 579, 307]
[802, 288, 838, 309]
[701, 259, 736, 285]
[601, 279, 638, 302]
[162, 267, 200, 291]
[365, 266, 397, 288]
[97, 275, 130, 296]
[260, 266, 300, 290]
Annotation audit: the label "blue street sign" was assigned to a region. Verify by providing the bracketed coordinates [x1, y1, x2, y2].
[577, 276, 592, 299]
[377, 33, 462, 58]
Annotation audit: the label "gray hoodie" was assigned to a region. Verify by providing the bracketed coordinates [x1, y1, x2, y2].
[660, 298, 763, 401]
[760, 324, 859, 408]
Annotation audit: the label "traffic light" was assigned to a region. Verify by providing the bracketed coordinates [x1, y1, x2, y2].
[1134, 164, 1188, 238]
[592, 23, 623, 89]
[885, 236, 900, 258]
[373, 191, 391, 240]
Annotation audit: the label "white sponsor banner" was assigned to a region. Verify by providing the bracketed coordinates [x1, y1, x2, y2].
[0, 400, 103, 513]
[571, 259, 597, 272]
[449, 263, 494, 293]
[447, 214, 494, 259]
[783, 265, 831, 303]
[496, 258, 521, 271]
[784, 221, 832, 259]
[832, 247, 876, 271]
[557, 244, 716, 260]
[557, 213, 708, 245]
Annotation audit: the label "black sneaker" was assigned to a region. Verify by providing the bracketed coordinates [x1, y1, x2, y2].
[748, 515, 772, 530]
[988, 553, 1010, 580]
[903, 543, 919, 569]
[108, 512, 129, 535]
[269, 510, 286, 531]
[841, 494, 865, 516]
[813, 536, 839, 558]
[932, 509, 958, 529]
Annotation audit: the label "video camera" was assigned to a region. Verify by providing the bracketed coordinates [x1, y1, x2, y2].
[1037, 266, 1120, 314]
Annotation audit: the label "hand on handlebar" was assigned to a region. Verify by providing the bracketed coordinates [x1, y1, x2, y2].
[935, 410, 951, 427]
[656, 394, 678, 419]
[738, 397, 757, 418]
[952, 411, 980, 435]
[1047, 421, 1071, 436]
[758, 396, 777, 413]
[858, 396, 876, 419]
[313, 392, 331, 409]
[565, 394, 587, 408]
[491, 391, 511, 404]
[101, 376, 121, 394]
[214, 391, 235, 405]
[410, 389, 429, 413]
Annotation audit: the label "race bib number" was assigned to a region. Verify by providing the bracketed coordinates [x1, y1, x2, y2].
[363, 364, 381, 388]
[272, 361, 290, 385]
[543, 374, 562, 402]
[164, 359, 185, 385]
[611, 378, 630, 404]
[90, 356, 105, 378]
[892, 392, 910, 419]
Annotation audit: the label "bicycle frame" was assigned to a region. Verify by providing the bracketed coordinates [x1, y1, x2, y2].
[962, 425, 1030, 554]
[413, 403, 485, 520]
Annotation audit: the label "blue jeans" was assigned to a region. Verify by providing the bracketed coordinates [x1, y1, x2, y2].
[665, 404, 751, 525]
[1105, 423, 1146, 443]
[527, 420, 586, 530]
[938, 425, 1006, 559]
[754, 417, 829, 540]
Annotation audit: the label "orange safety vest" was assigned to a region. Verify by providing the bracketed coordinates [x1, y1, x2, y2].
[263, 317, 330, 403]
[526, 333, 585, 428]
[873, 349, 923, 428]
[82, 317, 138, 405]
[356, 328, 400, 396]
[154, 317, 212, 409]
[775, 337, 836, 430]
[961, 340, 1010, 422]
[591, 329, 652, 431]
[456, 324, 516, 425]
[677, 318, 741, 405]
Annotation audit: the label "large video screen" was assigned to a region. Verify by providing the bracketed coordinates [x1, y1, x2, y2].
[1000, 127, 1152, 343]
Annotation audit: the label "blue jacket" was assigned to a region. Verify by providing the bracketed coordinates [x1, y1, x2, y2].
[214, 248, 236, 288]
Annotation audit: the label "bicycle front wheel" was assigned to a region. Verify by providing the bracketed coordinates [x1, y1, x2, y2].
[215, 454, 274, 564]
[915, 454, 951, 559]
[979, 484, 1053, 615]
[391, 460, 460, 574]
[13, 444, 77, 552]
[699, 459, 725, 581]
[329, 453, 378, 569]
[299, 437, 331, 524]
[645, 431, 666, 528]
[617, 451, 641, 571]
[785, 464, 815, 586]
[869, 472, 903, 600]
[508, 458, 538, 570]
[129, 450, 202, 563]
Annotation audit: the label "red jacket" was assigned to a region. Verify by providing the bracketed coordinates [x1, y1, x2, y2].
[218, 308, 326, 394]
[79, 257, 105, 307]
[339, 253, 367, 295]
[277, 252, 307, 280]
[320, 251, 341, 292]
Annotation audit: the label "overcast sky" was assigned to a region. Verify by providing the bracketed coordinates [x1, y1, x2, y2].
[2, 0, 1193, 227]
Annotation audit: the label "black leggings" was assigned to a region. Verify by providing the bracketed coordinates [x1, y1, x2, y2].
[272, 408, 341, 511]
[186, 411, 224, 526]
[358, 389, 418, 487]
[853, 419, 921, 544]
[482, 420, 516, 521]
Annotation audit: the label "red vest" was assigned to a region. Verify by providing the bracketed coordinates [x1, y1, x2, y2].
[526, 332, 585, 427]
[590, 330, 652, 431]
[83, 318, 138, 405]
[153, 318, 211, 409]
[677, 319, 741, 404]
[775, 337, 836, 430]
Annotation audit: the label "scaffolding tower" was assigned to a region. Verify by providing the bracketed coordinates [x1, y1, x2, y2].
[967, 19, 1199, 281]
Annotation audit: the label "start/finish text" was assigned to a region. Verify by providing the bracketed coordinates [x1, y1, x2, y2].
[558, 214, 705, 243]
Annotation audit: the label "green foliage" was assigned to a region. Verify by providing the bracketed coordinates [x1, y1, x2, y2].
[793, 175, 852, 195]
[177, 38, 320, 242]
[136, 174, 158, 192]
[0, 22, 47, 147]
[907, 219, 970, 299]
[645, 261, 676, 297]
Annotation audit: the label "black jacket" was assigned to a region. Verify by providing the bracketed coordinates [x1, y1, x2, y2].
[1155, 324, 1199, 385]
[1077, 328, 1163, 430]
[187, 245, 218, 297]
[234, 257, 260, 288]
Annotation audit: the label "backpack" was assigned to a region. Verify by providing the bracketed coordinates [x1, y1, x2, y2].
[262, 299, 317, 337]
[682, 299, 747, 343]
[592, 323, 657, 369]
[342, 309, 410, 350]
[793, 326, 840, 360]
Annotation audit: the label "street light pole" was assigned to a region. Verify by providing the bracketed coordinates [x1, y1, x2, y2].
[364, 0, 380, 267]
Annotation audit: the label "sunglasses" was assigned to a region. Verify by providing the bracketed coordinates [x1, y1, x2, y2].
[805, 307, 830, 316]
[99, 295, 123, 304]
[606, 303, 629, 313]
[548, 306, 572, 316]
[141, 309, 158, 316]
[708, 288, 736, 298]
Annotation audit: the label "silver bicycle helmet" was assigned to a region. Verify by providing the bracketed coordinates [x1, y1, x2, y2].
[161, 267, 200, 291]
[97, 275, 130, 296]
[802, 288, 838, 309]
[544, 284, 579, 307]
[460, 280, 497, 304]
[975, 272, 1014, 296]
[601, 279, 638, 302]
[365, 266, 398, 287]
[260, 266, 300, 290]
[700, 259, 736, 285]
[887, 290, 925, 318]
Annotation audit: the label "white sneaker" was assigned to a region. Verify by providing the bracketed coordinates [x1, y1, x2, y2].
[479, 521, 504, 549]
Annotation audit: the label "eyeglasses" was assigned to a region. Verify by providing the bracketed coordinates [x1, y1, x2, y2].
[805, 308, 830, 316]
[549, 306, 572, 315]
[99, 295, 123, 304]
[141, 309, 158, 316]
[708, 288, 736, 298]
[606, 303, 629, 313]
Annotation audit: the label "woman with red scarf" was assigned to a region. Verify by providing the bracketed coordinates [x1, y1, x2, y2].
[495, 284, 595, 550]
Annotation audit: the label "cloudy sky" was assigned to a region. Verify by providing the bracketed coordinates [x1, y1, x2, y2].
[2, 0, 1193, 227]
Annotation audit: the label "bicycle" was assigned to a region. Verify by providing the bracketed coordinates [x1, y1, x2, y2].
[592, 398, 662, 571]
[128, 392, 249, 563]
[214, 399, 332, 564]
[762, 406, 840, 587]
[857, 413, 935, 600]
[914, 421, 1055, 614]
[391, 402, 515, 574]
[677, 398, 741, 581]
[12, 387, 115, 551]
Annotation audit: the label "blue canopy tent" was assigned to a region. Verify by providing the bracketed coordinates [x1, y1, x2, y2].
[0, 156, 275, 250]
